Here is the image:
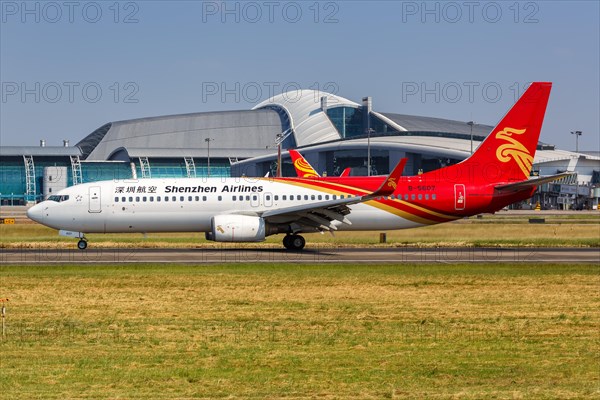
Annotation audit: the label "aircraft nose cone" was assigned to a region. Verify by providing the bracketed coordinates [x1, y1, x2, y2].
[27, 203, 43, 223]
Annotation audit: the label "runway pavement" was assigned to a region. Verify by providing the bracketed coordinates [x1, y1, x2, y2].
[1, 246, 598, 264]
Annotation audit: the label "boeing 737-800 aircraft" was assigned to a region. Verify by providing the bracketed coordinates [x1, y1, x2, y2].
[28, 82, 569, 250]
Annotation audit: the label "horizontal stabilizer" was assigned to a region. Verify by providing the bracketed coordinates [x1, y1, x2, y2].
[494, 172, 574, 192]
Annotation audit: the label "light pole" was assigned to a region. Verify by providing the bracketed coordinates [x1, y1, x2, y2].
[467, 121, 475, 154]
[367, 128, 371, 176]
[276, 133, 283, 177]
[205, 137, 214, 177]
[570, 131, 582, 209]
[571, 130, 582, 153]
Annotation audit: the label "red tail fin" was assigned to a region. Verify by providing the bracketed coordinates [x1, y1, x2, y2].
[289, 149, 320, 178]
[460, 82, 552, 183]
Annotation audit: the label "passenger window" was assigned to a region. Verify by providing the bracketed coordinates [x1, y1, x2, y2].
[311, 195, 315, 200]
[232, 196, 237, 201]
[432, 194, 437, 200]
[282, 195, 287, 201]
[164, 197, 169, 202]
[246, 196, 250, 201]
[188, 196, 192, 201]
[425, 194, 429, 200]
[218, 196, 222, 201]
[135, 197, 139, 202]
[203, 196, 207, 201]
[115, 197, 119, 202]
[274, 195, 279, 201]
[325, 195, 329, 200]
[252, 195, 257, 201]
[333, 195, 337, 200]
[340, 195, 344, 199]
[318, 195, 322, 200]
[150, 197, 154, 202]
[304, 195, 308, 200]
[129, 197, 133, 202]
[143, 197, 147, 202]
[418, 194, 422, 200]
[180, 196, 184, 202]
[157, 196, 161, 202]
[266, 195, 271, 201]
[195, 196, 199, 201]
[121, 197, 126, 202]
[404, 194, 409, 201]
[411, 194, 415, 200]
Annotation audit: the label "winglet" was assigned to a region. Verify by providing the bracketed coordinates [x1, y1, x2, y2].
[367, 158, 407, 198]
[289, 149, 320, 178]
[340, 167, 351, 177]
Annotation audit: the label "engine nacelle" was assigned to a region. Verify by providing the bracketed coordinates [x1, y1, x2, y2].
[205, 215, 266, 242]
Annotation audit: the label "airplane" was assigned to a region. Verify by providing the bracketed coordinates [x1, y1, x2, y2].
[27, 82, 570, 251]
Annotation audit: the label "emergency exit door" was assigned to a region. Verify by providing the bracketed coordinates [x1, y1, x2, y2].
[454, 184, 465, 210]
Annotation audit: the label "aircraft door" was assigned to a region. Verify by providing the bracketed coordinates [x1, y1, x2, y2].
[89, 186, 102, 213]
[454, 184, 465, 210]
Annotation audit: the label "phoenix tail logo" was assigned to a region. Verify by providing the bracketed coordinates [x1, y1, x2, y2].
[495, 127, 532, 178]
[387, 178, 397, 189]
[293, 159, 319, 178]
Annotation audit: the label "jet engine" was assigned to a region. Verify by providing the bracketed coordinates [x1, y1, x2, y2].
[205, 215, 267, 242]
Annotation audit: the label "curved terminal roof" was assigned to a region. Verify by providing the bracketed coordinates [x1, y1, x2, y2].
[253, 90, 358, 146]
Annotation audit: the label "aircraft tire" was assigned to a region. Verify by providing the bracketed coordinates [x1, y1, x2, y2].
[77, 239, 88, 250]
[283, 235, 292, 249]
[288, 235, 305, 251]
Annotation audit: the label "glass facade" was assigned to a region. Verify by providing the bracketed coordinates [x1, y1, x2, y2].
[326, 106, 400, 138]
[326, 107, 364, 138]
[327, 149, 389, 177]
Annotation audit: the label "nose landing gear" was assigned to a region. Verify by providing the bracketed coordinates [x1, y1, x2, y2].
[58, 230, 88, 250]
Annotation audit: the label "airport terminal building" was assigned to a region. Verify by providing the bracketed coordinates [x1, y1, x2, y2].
[1, 89, 599, 209]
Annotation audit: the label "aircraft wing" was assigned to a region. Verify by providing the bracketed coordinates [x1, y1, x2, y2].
[260, 158, 407, 232]
[261, 196, 358, 231]
[494, 172, 574, 192]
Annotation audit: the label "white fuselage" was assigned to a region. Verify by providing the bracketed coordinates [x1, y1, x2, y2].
[28, 178, 427, 234]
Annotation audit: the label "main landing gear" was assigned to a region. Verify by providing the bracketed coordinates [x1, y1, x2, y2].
[283, 234, 306, 251]
[77, 238, 88, 250]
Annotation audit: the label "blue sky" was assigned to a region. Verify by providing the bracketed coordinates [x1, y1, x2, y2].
[1, 0, 598, 151]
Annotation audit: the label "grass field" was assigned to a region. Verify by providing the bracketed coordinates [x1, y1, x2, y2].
[1, 212, 599, 249]
[1, 263, 598, 399]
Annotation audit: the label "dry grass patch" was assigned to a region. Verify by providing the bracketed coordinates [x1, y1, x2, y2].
[1, 263, 598, 398]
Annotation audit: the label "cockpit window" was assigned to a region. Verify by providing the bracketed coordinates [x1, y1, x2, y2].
[48, 195, 69, 202]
